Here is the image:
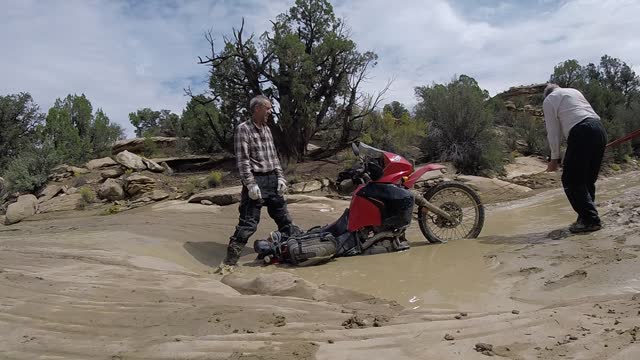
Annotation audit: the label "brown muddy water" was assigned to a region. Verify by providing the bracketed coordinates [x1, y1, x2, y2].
[240, 175, 640, 311]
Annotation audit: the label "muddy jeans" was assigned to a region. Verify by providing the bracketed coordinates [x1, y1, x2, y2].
[562, 117, 607, 226]
[224, 173, 293, 265]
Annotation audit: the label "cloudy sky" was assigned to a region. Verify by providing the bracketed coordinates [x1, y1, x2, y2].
[2, 0, 639, 136]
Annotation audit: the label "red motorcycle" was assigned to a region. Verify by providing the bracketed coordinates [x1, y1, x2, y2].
[254, 142, 485, 266]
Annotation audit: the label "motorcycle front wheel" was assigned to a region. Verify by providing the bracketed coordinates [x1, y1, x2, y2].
[417, 181, 485, 243]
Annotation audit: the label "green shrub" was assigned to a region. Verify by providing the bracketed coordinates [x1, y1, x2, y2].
[416, 75, 505, 175]
[142, 133, 160, 158]
[182, 177, 203, 196]
[515, 114, 547, 156]
[361, 111, 426, 160]
[206, 171, 223, 188]
[101, 204, 121, 215]
[3, 147, 60, 194]
[77, 186, 96, 210]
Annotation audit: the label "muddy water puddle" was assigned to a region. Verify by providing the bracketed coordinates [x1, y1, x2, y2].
[246, 235, 502, 311]
[238, 191, 563, 311]
[239, 175, 640, 311]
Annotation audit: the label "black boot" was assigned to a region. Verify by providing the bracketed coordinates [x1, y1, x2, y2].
[569, 219, 602, 234]
[223, 240, 245, 265]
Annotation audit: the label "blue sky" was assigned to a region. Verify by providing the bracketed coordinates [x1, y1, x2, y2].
[1, 0, 639, 137]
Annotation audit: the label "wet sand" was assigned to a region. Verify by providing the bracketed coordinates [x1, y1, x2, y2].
[1, 174, 639, 359]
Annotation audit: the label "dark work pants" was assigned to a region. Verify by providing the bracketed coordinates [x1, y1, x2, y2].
[224, 173, 293, 264]
[561, 118, 607, 226]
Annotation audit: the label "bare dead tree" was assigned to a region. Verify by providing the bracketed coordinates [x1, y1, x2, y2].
[189, 2, 389, 162]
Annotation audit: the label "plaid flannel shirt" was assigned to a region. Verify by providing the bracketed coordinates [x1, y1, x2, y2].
[234, 120, 284, 186]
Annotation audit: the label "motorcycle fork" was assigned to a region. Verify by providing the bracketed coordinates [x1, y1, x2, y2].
[411, 189, 456, 222]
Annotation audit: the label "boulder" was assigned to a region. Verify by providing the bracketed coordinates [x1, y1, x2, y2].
[98, 179, 125, 201]
[38, 184, 63, 203]
[38, 194, 82, 213]
[142, 158, 164, 172]
[161, 162, 173, 176]
[52, 164, 82, 174]
[49, 172, 71, 182]
[49, 165, 90, 181]
[49, 165, 69, 180]
[85, 157, 118, 170]
[504, 156, 547, 179]
[149, 190, 169, 201]
[414, 167, 446, 186]
[132, 196, 153, 204]
[290, 180, 323, 194]
[5, 194, 38, 225]
[125, 174, 155, 196]
[100, 167, 125, 179]
[151, 154, 234, 173]
[51, 164, 71, 174]
[69, 166, 90, 175]
[496, 84, 546, 99]
[127, 174, 155, 183]
[306, 142, 324, 157]
[65, 187, 78, 195]
[188, 186, 242, 206]
[200, 200, 213, 206]
[112, 136, 179, 155]
[53, 165, 89, 181]
[115, 150, 147, 171]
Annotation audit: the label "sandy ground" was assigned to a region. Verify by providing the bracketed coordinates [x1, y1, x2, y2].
[504, 157, 548, 179]
[1, 174, 640, 359]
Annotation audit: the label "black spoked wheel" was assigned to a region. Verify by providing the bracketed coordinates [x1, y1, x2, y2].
[418, 181, 485, 243]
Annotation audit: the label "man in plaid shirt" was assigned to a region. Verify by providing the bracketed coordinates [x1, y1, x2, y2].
[220, 95, 296, 268]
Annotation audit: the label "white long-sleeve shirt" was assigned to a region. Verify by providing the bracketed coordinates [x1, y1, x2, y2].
[543, 87, 600, 159]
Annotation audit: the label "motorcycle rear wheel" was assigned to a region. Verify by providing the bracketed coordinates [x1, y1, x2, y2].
[418, 181, 484, 243]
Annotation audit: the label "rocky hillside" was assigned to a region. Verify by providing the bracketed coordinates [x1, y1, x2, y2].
[495, 83, 546, 119]
[0, 145, 342, 225]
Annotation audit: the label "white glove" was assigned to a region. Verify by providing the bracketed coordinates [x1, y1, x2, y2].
[248, 184, 262, 200]
[277, 179, 288, 195]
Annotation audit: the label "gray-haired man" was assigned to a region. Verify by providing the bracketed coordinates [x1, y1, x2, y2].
[543, 84, 607, 233]
[221, 95, 295, 267]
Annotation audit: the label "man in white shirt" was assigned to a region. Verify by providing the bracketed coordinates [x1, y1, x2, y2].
[543, 84, 607, 233]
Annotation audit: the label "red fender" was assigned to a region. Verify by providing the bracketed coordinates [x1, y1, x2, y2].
[404, 164, 446, 189]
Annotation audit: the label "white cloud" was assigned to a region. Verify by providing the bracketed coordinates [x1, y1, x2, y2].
[1, 0, 639, 136]
[0, 0, 288, 136]
[334, 0, 640, 109]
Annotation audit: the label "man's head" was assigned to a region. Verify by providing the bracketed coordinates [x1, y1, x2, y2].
[250, 95, 272, 126]
[544, 83, 560, 98]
